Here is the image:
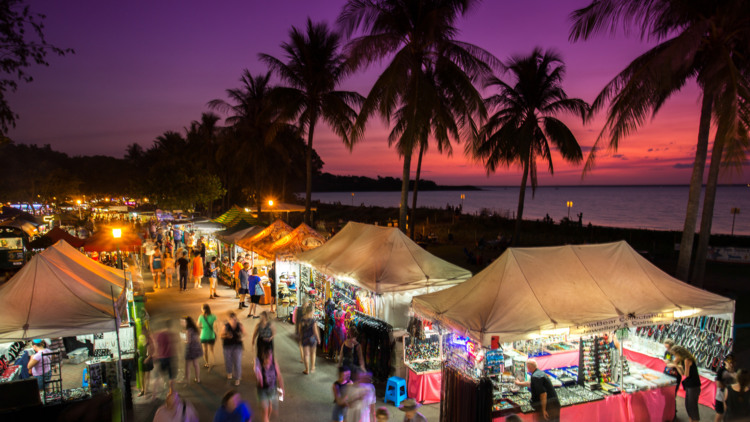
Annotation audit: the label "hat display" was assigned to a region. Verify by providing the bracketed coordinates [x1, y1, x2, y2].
[398, 399, 422, 411]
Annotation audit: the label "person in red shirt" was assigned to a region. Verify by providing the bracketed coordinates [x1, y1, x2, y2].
[192, 251, 204, 289]
[154, 319, 178, 394]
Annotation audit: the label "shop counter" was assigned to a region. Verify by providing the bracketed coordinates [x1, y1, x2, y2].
[407, 368, 442, 404]
[534, 350, 579, 371]
[259, 284, 273, 305]
[624, 347, 715, 408]
[494, 385, 676, 422]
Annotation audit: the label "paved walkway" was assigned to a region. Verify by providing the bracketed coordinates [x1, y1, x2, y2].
[131, 270, 715, 422]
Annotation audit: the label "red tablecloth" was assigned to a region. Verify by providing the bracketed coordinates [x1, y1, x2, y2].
[408, 369, 442, 404]
[494, 385, 676, 422]
[624, 348, 716, 409]
[534, 350, 580, 370]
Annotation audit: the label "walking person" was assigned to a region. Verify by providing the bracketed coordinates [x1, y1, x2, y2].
[214, 390, 253, 422]
[199, 236, 207, 266]
[347, 371, 376, 422]
[152, 248, 164, 289]
[514, 359, 560, 421]
[398, 399, 428, 422]
[208, 256, 220, 299]
[268, 262, 277, 314]
[252, 311, 276, 360]
[376, 408, 391, 422]
[338, 326, 366, 374]
[222, 312, 246, 386]
[163, 251, 175, 288]
[332, 366, 353, 422]
[155, 319, 178, 394]
[232, 259, 243, 298]
[724, 369, 750, 422]
[153, 391, 199, 422]
[295, 300, 309, 363]
[672, 345, 702, 422]
[177, 251, 190, 292]
[238, 262, 250, 309]
[192, 250, 204, 289]
[299, 306, 320, 375]
[137, 326, 155, 398]
[715, 354, 737, 422]
[198, 304, 218, 370]
[181, 316, 203, 385]
[247, 267, 263, 319]
[254, 348, 285, 422]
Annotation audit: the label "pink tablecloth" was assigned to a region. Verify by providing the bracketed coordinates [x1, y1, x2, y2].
[534, 350, 580, 370]
[624, 348, 716, 409]
[494, 385, 676, 422]
[407, 369, 442, 404]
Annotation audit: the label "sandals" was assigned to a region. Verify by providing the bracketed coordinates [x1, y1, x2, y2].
[234, 380, 240, 386]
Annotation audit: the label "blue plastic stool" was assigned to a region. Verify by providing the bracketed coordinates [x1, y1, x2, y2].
[384, 376, 408, 407]
[81, 367, 89, 388]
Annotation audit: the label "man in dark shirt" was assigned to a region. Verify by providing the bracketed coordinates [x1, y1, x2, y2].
[176, 252, 190, 292]
[515, 359, 560, 421]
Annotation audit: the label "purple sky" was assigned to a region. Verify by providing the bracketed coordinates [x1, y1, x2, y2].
[8, 0, 728, 185]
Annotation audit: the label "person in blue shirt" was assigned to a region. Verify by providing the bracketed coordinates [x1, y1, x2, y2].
[214, 389, 252, 422]
[247, 267, 262, 319]
[238, 263, 250, 310]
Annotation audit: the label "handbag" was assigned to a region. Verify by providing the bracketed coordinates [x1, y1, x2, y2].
[255, 282, 265, 296]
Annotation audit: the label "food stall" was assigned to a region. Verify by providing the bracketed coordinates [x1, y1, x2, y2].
[412, 241, 735, 422]
[236, 220, 294, 302]
[0, 240, 132, 418]
[293, 222, 472, 380]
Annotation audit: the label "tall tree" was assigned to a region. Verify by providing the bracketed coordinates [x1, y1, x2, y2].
[0, 1, 73, 135]
[259, 18, 363, 225]
[208, 71, 286, 218]
[569, 0, 750, 284]
[469, 48, 589, 246]
[337, 0, 495, 233]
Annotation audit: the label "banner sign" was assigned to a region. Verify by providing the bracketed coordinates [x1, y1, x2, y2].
[570, 312, 674, 335]
[707, 247, 750, 264]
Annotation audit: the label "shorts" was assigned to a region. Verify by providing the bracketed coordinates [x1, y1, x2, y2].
[201, 339, 215, 345]
[166, 268, 174, 275]
[239, 288, 249, 295]
[210, 277, 217, 288]
[159, 357, 176, 379]
[332, 404, 347, 422]
[251, 295, 261, 304]
[257, 387, 277, 404]
[715, 400, 725, 414]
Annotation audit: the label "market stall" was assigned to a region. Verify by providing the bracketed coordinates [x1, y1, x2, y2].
[0, 240, 133, 417]
[293, 222, 472, 380]
[213, 205, 260, 228]
[411, 241, 734, 421]
[236, 220, 295, 302]
[41, 226, 85, 248]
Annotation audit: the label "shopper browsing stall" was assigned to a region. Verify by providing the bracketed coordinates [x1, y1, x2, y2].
[672, 345, 701, 422]
[27, 339, 52, 391]
[715, 354, 737, 422]
[247, 267, 262, 319]
[514, 359, 560, 421]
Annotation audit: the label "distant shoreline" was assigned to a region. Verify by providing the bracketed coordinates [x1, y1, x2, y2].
[301, 184, 749, 193]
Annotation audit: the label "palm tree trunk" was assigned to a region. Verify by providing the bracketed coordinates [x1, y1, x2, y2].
[513, 158, 530, 246]
[305, 118, 317, 226]
[399, 149, 412, 233]
[282, 170, 287, 204]
[690, 123, 726, 287]
[675, 93, 713, 281]
[255, 164, 263, 218]
[409, 143, 425, 240]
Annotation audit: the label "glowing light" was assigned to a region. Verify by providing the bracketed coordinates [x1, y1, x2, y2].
[244, 208, 250, 212]
[268, 200, 274, 206]
[112, 228, 122, 239]
[77, 200, 82, 205]
[674, 309, 699, 318]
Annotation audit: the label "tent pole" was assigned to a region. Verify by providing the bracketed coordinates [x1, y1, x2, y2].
[111, 286, 126, 422]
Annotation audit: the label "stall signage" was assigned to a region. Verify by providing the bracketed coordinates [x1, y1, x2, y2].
[570, 312, 674, 335]
[94, 329, 135, 357]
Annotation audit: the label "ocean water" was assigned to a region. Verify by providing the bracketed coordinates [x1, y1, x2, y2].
[311, 186, 750, 236]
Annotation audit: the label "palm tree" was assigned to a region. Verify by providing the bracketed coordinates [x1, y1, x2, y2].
[568, 0, 750, 284]
[469, 48, 589, 246]
[337, 0, 496, 233]
[208, 71, 285, 218]
[259, 19, 363, 225]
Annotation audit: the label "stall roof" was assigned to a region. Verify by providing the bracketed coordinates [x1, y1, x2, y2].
[215, 224, 264, 245]
[0, 218, 39, 237]
[0, 206, 43, 226]
[213, 205, 260, 227]
[0, 240, 127, 340]
[412, 241, 735, 345]
[83, 227, 142, 252]
[266, 223, 326, 259]
[236, 219, 294, 259]
[43, 227, 85, 248]
[214, 219, 255, 237]
[294, 222, 472, 294]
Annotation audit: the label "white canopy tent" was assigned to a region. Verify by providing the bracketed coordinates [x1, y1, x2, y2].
[295, 222, 472, 327]
[0, 240, 128, 340]
[413, 241, 734, 346]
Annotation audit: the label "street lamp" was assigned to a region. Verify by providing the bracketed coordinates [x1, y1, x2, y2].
[112, 228, 122, 269]
[351, 193, 354, 206]
[731, 208, 740, 235]
[77, 200, 82, 219]
[268, 200, 274, 207]
[460, 194, 465, 210]
[567, 201, 573, 219]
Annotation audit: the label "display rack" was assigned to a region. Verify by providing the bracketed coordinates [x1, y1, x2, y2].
[577, 335, 613, 388]
[41, 350, 63, 404]
[404, 332, 442, 374]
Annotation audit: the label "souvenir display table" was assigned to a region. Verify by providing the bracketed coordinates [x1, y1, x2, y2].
[623, 347, 716, 408]
[408, 367, 442, 404]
